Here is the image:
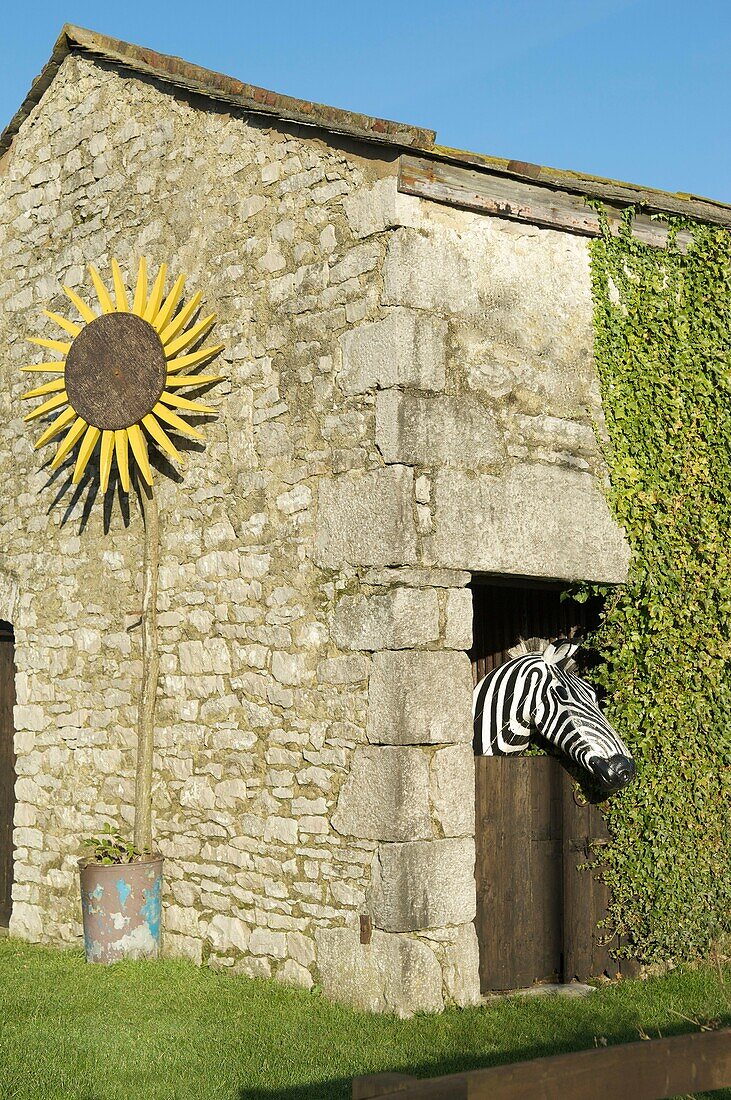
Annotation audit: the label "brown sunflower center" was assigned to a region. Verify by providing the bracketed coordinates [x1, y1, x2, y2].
[65, 313, 167, 431]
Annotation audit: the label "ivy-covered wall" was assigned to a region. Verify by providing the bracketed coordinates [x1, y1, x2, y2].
[589, 214, 731, 963]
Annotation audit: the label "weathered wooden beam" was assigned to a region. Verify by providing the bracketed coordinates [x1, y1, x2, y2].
[352, 1028, 731, 1100]
[433, 146, 731, 229]
[399, 156, 696, 249]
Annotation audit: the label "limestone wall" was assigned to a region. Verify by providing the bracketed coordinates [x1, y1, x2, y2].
[0, 51, 628, 1014]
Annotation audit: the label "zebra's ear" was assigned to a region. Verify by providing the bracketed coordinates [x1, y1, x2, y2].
[543, 638, 580, 669]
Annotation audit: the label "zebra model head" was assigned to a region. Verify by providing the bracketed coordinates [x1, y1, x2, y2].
[473, 637, 635, 795]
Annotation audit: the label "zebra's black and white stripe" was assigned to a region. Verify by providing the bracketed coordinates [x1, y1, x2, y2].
[473, 639, 635, 794]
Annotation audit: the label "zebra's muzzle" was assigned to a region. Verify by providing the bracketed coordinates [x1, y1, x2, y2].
[590, 754, 636, 794]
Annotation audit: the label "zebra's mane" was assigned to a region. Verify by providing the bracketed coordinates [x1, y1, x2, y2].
[507, 636, 579, 674]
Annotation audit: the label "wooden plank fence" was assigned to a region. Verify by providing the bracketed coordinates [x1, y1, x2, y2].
[353, 1027, 731, 1100]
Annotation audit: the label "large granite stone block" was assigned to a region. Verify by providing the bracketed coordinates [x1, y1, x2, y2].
[331, 589, 439, 651]
[316, 927, 443, 1015]
[338, 308, 446, 395]
[332, 746, 432, 841]
[376, 391, 503, 468]
[367, 650, 473, 744]
[430, 466, 630, 583]
[372, 838, 476, 931]
[315, 466, 417, 569]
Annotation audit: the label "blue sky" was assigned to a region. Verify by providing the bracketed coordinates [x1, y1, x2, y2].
[2, 1, 730, 203]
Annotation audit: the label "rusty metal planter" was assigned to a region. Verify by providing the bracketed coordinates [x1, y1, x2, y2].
[79, 855, 163, 963]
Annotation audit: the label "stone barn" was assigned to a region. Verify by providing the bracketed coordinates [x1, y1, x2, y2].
[1, 25, 727, 1015]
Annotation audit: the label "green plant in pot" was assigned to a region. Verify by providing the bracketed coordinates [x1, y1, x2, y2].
[78, 826, 163, 963]
[23, 259, 224, 962]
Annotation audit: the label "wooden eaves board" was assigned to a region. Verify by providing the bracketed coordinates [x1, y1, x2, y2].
[398, 155, 697, 249]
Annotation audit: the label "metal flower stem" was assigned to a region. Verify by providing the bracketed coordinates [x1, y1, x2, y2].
[133, 480, 160, 853]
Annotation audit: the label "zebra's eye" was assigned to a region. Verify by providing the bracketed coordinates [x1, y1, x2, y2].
[554, 685, 569, 703]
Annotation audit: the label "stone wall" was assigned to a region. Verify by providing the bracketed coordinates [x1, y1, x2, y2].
[0, 51, 628, 1014]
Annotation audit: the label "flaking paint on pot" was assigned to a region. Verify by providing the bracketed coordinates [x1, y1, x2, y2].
[79, 856, 163, 963]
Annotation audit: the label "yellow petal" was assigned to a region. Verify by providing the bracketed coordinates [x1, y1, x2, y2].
[111, 259, 129, 312]
[157, 393, 214, 414]
[42, 310, 82, 337]
[152, 403, 204, 440]
[143, 263, 167, 323]
[159, 291, 202, 346]
[51, 417, 88, 468]
[99, 431, 115, 492]
[132, 258, 148, 317]
[164, 374, 222, 389]
[22, 378, 67, 400]
[21, 361, 66, 374]
[115, 430, 130, 493]
[89, 265, 114, 315]
[62, 285, 96, 324]
[153, 273, 186, 333]
[29, 337, 71, 355]
[34, 406, 76, 449]
[72, 425, 101, 484]
[128, 424, 153, 486]
[142, 413, 182, 462]
[164, 314, 215, 359]
[166, 343, 224, 373]
[24, 392, 68, 422]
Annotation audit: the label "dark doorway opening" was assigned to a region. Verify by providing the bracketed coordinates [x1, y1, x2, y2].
[469, 576, 603, 687]
[0, 621, 17, 928]
[469, 578, 633, 991]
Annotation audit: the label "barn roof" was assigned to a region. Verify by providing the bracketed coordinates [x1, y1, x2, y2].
[3, 23, 731, 232]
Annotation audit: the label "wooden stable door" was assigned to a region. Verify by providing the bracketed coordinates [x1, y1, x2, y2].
[0, 622, 16, 927]
[475, 757, 563, 989]
[475, 756, 620, 991]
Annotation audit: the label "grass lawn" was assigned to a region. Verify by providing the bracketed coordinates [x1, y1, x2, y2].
[0, 940, 729, 1100]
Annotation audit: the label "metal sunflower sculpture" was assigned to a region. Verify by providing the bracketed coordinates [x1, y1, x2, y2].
[22, 259, 223, 490]
[21, 259, 226, 861]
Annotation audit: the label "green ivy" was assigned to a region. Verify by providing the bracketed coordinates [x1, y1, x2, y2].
[588, 211, 731, 964]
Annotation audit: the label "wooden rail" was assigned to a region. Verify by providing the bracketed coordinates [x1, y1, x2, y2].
[353, 1027, 731, 1100]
